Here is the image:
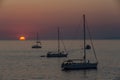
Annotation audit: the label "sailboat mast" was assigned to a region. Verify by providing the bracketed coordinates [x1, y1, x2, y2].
[58, 27, 60, 53]
[37, 32, 38, 42]
[83, 14, 86, 63]
[36, 32, 39, 45]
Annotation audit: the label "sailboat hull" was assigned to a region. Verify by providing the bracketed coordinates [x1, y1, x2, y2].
[32, 45, 42, 48]
[47, 53, 68, 57]
[61, 62, 98, 70]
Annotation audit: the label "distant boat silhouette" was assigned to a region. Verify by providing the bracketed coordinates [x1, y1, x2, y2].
[61, 14, 98, 70]
[47, 27, 68, 57]
[32, 32, 42, 49]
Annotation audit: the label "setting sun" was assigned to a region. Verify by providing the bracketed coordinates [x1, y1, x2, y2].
[19, 36, 26, 41]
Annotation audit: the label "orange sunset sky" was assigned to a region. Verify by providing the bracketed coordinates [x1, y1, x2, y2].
[0, 0, 120, 40]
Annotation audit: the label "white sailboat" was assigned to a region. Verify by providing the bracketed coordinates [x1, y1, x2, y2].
[47, 27, 68, 57]
[61, 14, 98, 70]
[32, 33, 42, 49]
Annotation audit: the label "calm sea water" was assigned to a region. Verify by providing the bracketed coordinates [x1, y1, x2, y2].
[0, 40, 120, 80]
